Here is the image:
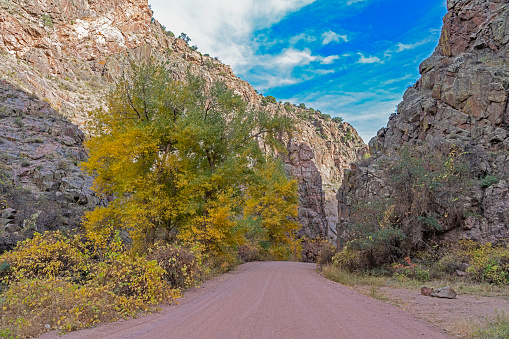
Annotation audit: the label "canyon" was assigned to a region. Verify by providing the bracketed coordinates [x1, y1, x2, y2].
[0, 0, 365, 249]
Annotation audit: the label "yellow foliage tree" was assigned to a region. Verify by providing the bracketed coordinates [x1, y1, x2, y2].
[81, 59, 300, 259]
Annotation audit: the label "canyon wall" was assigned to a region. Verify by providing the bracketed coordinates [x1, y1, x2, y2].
[339, 0, 509, 246]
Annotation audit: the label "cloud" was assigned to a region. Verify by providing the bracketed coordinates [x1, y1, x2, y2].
[356, 53, 382, 64]
[312, 69, 336, 75]
[282, 90, 402, 142]
[272, 48, 318, 68]
[289, 33, 316, 45]
[253, 74, 300, 90]
[381, 74, 414, 85]
[149, 0, 316, 69]
[320, 55, 340, 64]
[346, 0, 366, 5]
[396, 38, 430, 52]
[322, 31, 348, 45]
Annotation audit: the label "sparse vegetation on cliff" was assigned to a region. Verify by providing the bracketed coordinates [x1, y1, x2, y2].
[337, 146, 473, 270]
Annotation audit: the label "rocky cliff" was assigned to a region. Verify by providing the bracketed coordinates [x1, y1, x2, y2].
[0, 79, 103, 251]
[339, 0, 509, 247]
[0, 0, 365, 247]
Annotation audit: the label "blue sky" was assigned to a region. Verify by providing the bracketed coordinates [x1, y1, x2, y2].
[149, 0, 447, 142]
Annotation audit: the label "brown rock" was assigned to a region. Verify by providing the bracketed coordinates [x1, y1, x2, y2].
[421, 287, 434, 296]
[431, 287, 457, 299]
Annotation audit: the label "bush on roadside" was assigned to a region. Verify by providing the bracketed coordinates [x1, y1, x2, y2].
[332, 248, 371, 271]
[438, 240, 509, 285]
[301, 237, 335, 264]
[147, 244, 202, 289]
[391, 257, 430, 282]
[0, 231, 91, 283]
[0, 231, 183, 338]
[317, 242, 336, 267]
[237, 243, 262, 262]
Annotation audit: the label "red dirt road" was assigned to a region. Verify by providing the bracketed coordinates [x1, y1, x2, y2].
[45, 262, 452, 339]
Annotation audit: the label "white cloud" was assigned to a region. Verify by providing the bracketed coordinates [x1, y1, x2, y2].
[381, 74, 414, 86]
[254, 74, 300, 91]
[312, 69, 336, 75]
[356, 53, 382, 64]
[289, 33, 316, 45]
[149, 0, 316, 70]
[322, 31, 348, 45]
[320, 55, 340, 64]
[273, 48, 317, 68]
[396, 39, 429, 52]
[346, 0, 366, 5]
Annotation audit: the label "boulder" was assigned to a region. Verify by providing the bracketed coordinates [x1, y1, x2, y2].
[430, 287, 457, 299]
[421, 287, 434, 296]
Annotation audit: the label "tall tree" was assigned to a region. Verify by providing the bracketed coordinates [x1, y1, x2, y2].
[82, 59, 299, 258]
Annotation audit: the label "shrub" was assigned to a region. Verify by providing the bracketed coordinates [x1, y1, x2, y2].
[0, 232, 181, 337]
[238, 243, 261, 262]
[299, 103, 306, 109]
[301, 237, 335, 264]
[1, 231, 91, 283]
[178, 32, 191, 44]
[92, 252, 170, 303]
[344, 146, 473, 267]
[342, 130, 353, 142]
[332, 248, 368, 271]
[480, 174, 499, 188]
[1, 278, 119, 337]
[438, 240, 509, 285]
[265, 95, 276, 104]
[41, 14, 53, 28]
[296, 112, 310, 120]
[320, 113, 331, 121]
[317, 242, 336, 267]
[391, 257, 430, 281]
[332, 117, 343, 124]
[20, 158, 30, 167]
[147, 245, 202, 289]
[13, 117, 23, 128]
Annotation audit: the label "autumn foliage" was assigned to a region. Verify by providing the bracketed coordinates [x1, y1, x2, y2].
[81, 59, 300, 261]
[0, 231, 181, 338]
[0, 59, 302, 338]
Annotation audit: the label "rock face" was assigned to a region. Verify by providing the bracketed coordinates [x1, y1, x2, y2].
[0, 0, 365, 242]
[339, 0, 509, 246]
[0, 79, 102, 251]
[285, 143, 327, 237]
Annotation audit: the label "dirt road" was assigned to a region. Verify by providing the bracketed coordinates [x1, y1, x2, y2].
[45, 262, 451, 339]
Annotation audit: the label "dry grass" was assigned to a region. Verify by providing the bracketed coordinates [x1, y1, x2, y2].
[321, 265, 509, 298]
[471, 311, 509, 338]
[322, 265, 509, 338]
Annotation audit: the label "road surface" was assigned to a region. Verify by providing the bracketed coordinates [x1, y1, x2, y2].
[43, 261, 451, 339]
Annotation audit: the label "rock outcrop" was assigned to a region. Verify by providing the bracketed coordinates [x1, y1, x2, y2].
[0, 0, 365, 243]
[339, 0, 509, 247]
[0, 79, 102, 251]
